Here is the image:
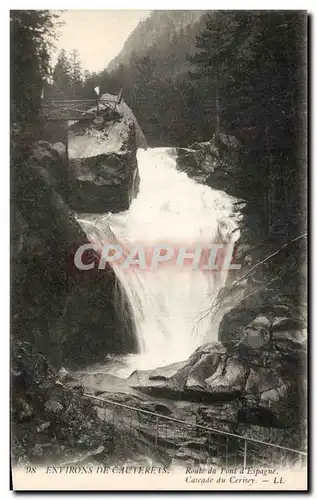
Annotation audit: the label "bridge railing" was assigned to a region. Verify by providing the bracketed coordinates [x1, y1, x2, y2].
[84, 393, 307, 469]
[39, 98, 119, 121]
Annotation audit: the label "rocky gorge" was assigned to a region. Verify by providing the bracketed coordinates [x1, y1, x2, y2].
[11, 97, 307, 469]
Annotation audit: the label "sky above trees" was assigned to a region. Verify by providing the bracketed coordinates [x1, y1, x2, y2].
[52, 10, 150, 73]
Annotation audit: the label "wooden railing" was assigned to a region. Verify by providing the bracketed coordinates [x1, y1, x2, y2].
[39, 97, 119, 122]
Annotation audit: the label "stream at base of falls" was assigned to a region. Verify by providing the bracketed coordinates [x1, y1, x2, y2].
[76, 147, 240, 378]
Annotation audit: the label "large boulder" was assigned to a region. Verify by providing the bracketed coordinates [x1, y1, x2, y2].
[104, 93, 147, 149]
[122, 339, 302, 430]
[71, 337, 304, 462]
[67, 94, 146, 213]
[127, 360, 189, 398]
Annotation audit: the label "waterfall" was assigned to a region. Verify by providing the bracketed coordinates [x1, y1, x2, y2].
[77, 147, 240, 373]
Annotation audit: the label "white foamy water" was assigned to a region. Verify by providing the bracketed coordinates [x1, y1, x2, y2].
[77, 147, 240, 375]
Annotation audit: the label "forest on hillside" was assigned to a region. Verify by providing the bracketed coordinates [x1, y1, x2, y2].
[42, 11, 306, 147]
[10, 11, 308, 471]
[11, 10, 307, 247]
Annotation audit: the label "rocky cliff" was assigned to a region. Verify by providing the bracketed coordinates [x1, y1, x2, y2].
[11, 119, 306, 465]
[175, 134, 307, 449]
[107, 11, 205, 74]
[11, 99, 171, 466]
[11, 97, 144, 368]
[70, 133, 307, 463]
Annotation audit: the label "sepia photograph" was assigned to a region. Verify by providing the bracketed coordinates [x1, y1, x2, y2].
[10, 8, 308, 491]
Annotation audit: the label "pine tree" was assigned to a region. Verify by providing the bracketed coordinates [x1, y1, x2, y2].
[190, 12, 242, 140]
[69, 49, 83, 99]
[52, 49, 72, 99]
[188, 11, 306, 242]
[10, 10, 59, 122]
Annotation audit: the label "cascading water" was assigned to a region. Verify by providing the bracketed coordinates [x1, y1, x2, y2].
[77, 147, 240, 374]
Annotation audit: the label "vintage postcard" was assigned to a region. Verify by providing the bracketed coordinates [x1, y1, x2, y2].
[10, 9, 308, 491]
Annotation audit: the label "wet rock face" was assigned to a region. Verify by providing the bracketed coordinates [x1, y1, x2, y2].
[175, 132, 306, 447]
[68, 150, 139, 213]
[11, 136, 137, 368]
[123, 340, 300, 430]
[175, 133, 241, 195]
[219, 305, 307, 363]
[73, 339, 304, 461]
[218, 306, 306, 431]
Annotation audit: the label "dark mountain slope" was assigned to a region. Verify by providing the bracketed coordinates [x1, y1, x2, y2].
[107, 10, 205, 74]
[105, 10, 209, 146]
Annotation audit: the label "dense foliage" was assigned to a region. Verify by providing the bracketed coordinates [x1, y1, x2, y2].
[190, 11, 306, 240]
[104, 11, 307, 244]
[10, 10, 60, 123]
[11, 9, 307, 272]
[45, 48, 87, 100]
[10, 10, 307, 242]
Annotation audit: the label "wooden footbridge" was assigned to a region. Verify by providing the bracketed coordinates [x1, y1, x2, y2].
[16, 89, 125, 158]
[39, 89, 123, 122]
